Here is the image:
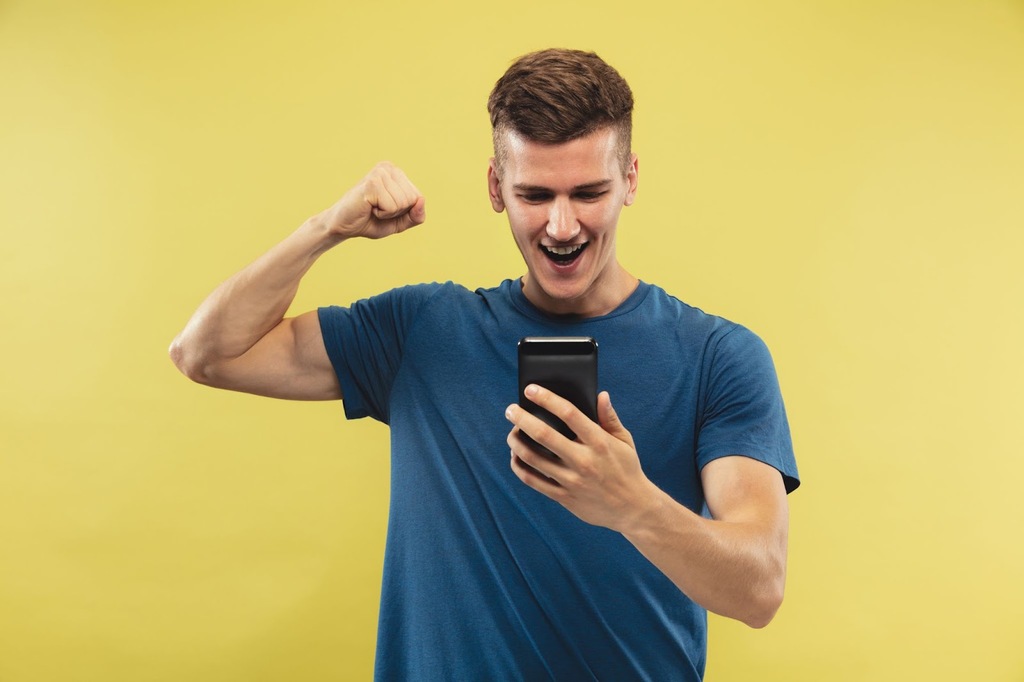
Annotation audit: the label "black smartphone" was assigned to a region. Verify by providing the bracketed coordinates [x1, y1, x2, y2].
[517, 337, 598, 457]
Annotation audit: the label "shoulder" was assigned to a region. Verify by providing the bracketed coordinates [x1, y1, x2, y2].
[707, 323, 775, 372]
[316, 283, 474, 356]
[635, 284, 780, 378]
[320, 281, 469, 317]
[639, 283, 749, 343]
[369, 281, 467, 305]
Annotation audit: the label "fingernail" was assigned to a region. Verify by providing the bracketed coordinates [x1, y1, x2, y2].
[525, 384, 538, 397]
[505, 405, 514, 420]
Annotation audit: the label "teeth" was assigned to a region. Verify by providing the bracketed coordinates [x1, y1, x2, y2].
[545, 244, 584, 255]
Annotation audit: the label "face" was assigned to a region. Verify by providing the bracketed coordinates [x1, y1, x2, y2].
[488, 127, 639, 317]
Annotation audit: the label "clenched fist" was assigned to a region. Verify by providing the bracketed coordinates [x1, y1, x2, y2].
[318, 162, 426, 240]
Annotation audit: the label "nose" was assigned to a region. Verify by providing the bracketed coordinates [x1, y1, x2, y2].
[546, 198, 580, 242]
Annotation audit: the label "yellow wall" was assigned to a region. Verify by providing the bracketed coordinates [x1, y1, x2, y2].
[2, 0, 1022, 679]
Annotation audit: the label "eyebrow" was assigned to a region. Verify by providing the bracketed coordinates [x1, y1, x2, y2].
[512, 180, 612, 192]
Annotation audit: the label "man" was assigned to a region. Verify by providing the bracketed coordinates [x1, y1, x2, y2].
[170, 48, 799, 680]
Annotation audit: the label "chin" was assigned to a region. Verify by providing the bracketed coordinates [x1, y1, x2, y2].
[535, 280, 591, 309]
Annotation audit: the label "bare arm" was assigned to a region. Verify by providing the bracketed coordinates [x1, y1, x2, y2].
[506, 386, 789, 628]
[618, 455, 788, 629]
[169, 162, 426, 400]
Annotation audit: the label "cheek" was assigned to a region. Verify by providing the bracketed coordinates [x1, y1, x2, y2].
[583, 203, 620, 229]
[506, 212, 537, 251]
[507, 206, 542, 234]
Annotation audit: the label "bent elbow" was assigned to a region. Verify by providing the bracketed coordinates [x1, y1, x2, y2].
[743, 582, 785, 629]
[168, 336, 213, 385]
[744, 604, 780, 630]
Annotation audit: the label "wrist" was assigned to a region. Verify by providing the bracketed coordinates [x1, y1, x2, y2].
[302, 212, 348, 255]
[615, 479, 672, 538]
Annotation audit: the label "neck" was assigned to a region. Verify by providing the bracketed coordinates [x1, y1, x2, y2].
[521, 264, 639, 318]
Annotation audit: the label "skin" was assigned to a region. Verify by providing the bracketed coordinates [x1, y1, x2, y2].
[168, 162, 424, 399]
[487, 127, 639, 318]
[170, 131, 790, 628]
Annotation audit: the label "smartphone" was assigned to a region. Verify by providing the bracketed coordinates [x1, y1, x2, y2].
[517, 337, 598, 457]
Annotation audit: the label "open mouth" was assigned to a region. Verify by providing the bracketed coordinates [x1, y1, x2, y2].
[540, 242, 589, 266]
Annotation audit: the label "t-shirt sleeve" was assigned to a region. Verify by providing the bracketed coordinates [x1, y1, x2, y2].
[317, 284, 439, 424]
[696, 325, 800, 493]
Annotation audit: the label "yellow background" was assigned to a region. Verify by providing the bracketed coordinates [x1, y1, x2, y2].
[2, 0, 1023, 679]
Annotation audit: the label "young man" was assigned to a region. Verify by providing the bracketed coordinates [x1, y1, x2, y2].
[171, 49, 799, 681]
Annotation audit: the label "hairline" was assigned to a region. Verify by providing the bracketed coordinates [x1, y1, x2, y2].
[491, 122, 633, 178]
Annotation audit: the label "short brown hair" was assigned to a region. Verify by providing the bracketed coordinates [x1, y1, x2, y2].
[487, 48, 634, 175]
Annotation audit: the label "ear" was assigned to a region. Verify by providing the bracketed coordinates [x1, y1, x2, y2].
[487, 158, 506, 213]
[623, 153, 639, 206]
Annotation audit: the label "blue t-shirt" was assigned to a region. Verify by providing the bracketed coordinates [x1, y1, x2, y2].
[318, 279, 798, 681]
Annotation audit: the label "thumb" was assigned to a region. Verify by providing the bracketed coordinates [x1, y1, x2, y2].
[408, 195, 426, 226]
[598, 391, 634, 445]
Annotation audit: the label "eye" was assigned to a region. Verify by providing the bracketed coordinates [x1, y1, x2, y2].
[519, 193, 552, 203]
[575, 191, 608, 201]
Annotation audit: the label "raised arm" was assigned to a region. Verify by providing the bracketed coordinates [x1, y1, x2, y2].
[169, 162, 426, 400]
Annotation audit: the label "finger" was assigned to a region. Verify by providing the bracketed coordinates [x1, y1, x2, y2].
[370, 185, 406, 221]
[373, 164, 422, 219]
[505, 402, 577, 461]
[360, 164, 404, 218]
[394, 177, 425, 227]
[506, 426, 560, 476]
[388, 165, 424, 207]
[362, 173, 400, 218]
[509, 435, 565, 492]
[377, 195, 425, 235]
[598, 391, 634, 446]
[377, 172, 415, 219]
[522, 384, 602, 444]
[511, 453, 566, 494]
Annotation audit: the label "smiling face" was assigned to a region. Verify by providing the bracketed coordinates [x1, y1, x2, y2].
[488, 127, 639, 317]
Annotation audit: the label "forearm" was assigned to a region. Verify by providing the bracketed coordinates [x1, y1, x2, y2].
[619, 483, 788, 628]
[506, 388, 791, 627]
[170, 214, 342, 377]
